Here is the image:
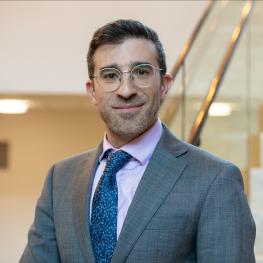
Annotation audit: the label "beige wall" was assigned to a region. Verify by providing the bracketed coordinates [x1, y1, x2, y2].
[0, 104, 104, 262]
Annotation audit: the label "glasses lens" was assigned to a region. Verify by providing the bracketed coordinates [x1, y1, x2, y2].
[131, 64, 155, 88]
[98, 68, 121, 91]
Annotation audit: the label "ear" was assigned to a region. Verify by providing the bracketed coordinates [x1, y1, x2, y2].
[86, 80, 97, 106]
[160, 73, 173, 100]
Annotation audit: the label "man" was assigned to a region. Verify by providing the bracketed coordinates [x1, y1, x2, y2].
[21, 19, 256, 263]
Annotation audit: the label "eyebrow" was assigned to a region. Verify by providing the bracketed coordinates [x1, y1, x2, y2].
[99, 64, 118, 70]
[99, 61, 151, 71]
[130, 61, 151, 68]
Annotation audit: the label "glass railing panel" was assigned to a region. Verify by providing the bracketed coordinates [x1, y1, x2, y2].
[161, 1, 247, 141]
[200, 29, 249, 168]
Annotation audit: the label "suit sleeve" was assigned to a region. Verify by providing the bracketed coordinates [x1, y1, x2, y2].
[196, 163, 256, 263]
[20, 165, 61, 263]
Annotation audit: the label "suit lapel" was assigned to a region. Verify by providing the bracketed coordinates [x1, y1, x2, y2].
[71, 144, 102, 263]
[112, 127, 188, 263]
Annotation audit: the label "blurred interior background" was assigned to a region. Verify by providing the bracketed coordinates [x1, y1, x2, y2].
[0, 1, 262, 262]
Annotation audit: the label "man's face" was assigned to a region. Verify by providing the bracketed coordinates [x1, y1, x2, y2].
[86, 38, 172, 147]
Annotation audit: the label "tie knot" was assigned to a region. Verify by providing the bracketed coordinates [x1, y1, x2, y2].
[104, 150, 132, 174]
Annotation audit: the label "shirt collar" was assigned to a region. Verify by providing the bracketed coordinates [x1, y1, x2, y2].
[99, 119, 163, 165]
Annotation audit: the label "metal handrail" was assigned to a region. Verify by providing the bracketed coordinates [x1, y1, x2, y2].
[162, 1, 214, 126]
[188, 0, 254, 146]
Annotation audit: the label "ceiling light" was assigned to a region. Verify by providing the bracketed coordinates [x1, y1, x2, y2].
[208, 102, 232, 117]
[0, 99, 29, 114]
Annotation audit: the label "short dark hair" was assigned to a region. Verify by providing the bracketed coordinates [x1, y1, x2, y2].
[87, 19, 167, 79]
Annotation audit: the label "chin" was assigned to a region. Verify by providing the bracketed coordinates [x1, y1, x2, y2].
[111, 118, 154, 139]
[101, 106, 158, 140]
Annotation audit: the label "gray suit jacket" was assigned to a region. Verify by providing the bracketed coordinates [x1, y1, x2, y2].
[20, 126, 256, 263]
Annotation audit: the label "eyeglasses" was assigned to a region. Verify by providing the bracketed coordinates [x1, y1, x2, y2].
[92, 63, 164, 92]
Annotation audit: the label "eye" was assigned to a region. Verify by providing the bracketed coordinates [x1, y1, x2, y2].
[99, 69, 120, 82]
[133, 65, 153, 78]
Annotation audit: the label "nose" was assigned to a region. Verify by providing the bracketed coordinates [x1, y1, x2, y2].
[116, 73, 138, 99]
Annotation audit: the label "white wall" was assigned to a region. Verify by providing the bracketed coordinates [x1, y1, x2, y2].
[0, 0, 207, 94]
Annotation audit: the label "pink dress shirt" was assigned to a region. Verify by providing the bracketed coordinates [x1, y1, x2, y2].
[90, 119, 163, 238]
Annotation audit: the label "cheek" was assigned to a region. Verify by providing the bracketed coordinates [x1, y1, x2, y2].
[94, 92, 110, 109]
[149, 87, 162, 102]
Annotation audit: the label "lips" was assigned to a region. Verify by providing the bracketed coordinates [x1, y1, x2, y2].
[112, 103, 144, 110]
[111, 103, 144, 114]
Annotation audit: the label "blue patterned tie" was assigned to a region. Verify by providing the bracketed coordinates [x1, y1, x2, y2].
[90, 150, 132, 263]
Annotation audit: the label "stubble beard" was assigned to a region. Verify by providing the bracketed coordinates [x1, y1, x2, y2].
[99, 98, 161, 142]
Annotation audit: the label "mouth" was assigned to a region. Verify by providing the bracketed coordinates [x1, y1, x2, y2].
[112, 103, 144, 113]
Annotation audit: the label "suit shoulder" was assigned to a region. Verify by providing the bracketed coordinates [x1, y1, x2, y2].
[185, 140, 231, 166]
[181, 140, 242, 181]
[161, 125, 232, 168]
[163, 128, 231, 166]
[44, 147, 100, 191]
[162, 129, 241, 179]
[51, 147, 99, 174]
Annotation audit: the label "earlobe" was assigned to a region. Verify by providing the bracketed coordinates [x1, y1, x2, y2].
[86, 81, 97, 105]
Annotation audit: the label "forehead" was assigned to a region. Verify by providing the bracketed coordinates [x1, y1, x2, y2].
[93, 38, 158, 69]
